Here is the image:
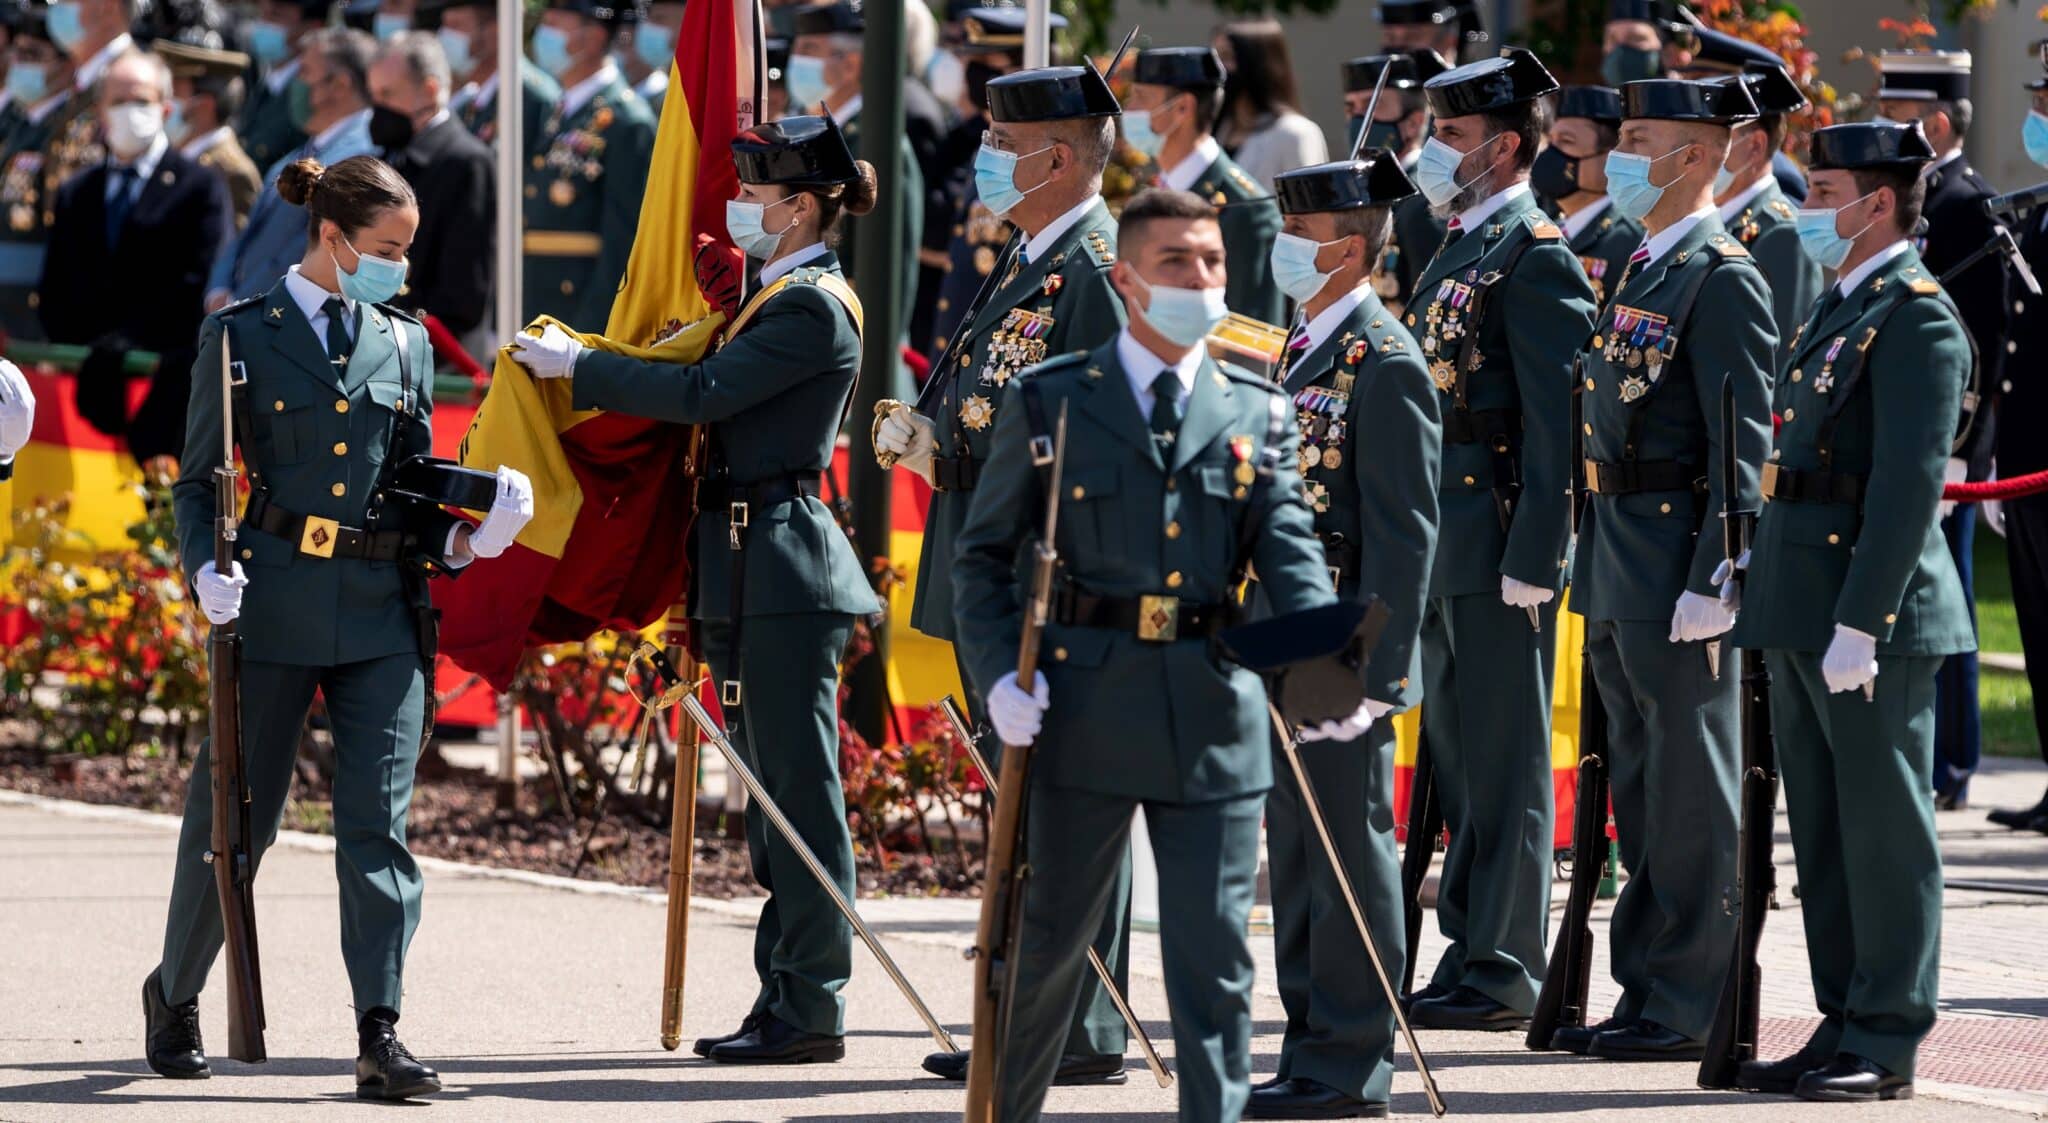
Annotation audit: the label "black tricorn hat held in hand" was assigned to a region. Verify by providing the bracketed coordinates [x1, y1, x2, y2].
[388, 456, 501, 513]
[1219, 599, 1391, 727]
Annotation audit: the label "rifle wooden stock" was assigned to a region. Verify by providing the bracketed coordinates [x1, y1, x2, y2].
[658, 649, 703, 1052]
[1526, 681, 1608, 1052]
[1399, 730, 1441, 996]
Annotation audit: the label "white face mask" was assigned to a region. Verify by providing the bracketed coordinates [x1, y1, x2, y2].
[104, 101, 166, 159]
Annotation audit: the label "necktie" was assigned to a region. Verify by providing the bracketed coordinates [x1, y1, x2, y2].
[322, 296, 353, 367]
[1811, 286, 1845, 327]
[104, 167, 135, 247]
[1149, 369, 1181, 454]
[1279, 325, 1311, 379]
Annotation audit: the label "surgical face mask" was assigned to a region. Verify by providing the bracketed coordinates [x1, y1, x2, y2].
[530, 25, 573, 78]
[785, 54, 829, 110]
[1414, 133, 1499, 207]
[1712, 160, 1737, 197]
[2024, 110, 2048, 169]
[1603, 144, 1689, 221]
[287, 77, 314, 129]
[247, 20, 291, 65]
[725, 195, 799, 259]
[104, 101, 164, 159]
[1794, 191, 1880, 271]
[165, 99, 189, 143]
[6, 63, 47, 104]
[635, 23, 675, 70]
[973, 140, 1052, 217]
[334, 236, 409, 304]
[927, 49, 965, 107]
[1122, 107, 1166, 158]
[45, 1, 85, 52]
[373, 12, 410, 42]
[1529, 145, 1581, 201]
[1269, 231, 1345, 303]
[1601, 45, 1662, 87]
[438, 27, 476, 77]
[1131, 273, 1229, 349]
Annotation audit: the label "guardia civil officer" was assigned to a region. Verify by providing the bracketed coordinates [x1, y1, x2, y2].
[953, 186, 1374, 1123]
[1709, 63, 1822, 349]
[1401, 49, 1596, 1032]
[1122, 45, 1283, 325]
[872, 59, 1132, 1085]
[1250, 155, 1441, 1120]
[1339, 49, 1449, 316]
[509, 117, 882, 1065]
[1559, 77, 1775, 1061]
[1722, 119, 1975, 1102]
[146, 154, 535, 1098]
[1535, 85, 1642, 307]
[1677, 24, 1808, 204]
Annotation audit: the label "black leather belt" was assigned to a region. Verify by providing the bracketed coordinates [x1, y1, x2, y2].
[1052, 586, 1232, 643]
[1319, 533, 1359, 581]
[932, 453, 980, 493]
[1441, 408, 1518, 446]
[695, 475, 820, 510]
[245, 491, 405, 561]
[1583, 458, 1701, 496]
[1761, 462, 1865, 505]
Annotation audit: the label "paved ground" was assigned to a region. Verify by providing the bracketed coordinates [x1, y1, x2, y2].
[4, 759, 2048, 1121]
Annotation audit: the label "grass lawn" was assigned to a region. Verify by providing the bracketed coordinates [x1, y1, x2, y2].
[1974, 528, 2039, 760]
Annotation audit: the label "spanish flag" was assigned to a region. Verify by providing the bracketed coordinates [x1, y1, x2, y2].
[436, 0, 762, 689]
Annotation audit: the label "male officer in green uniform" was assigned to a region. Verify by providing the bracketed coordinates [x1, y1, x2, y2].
[1537, 85, 1642, 308]
[1401, 49, 1596, 1031]
[954, 185, 1368, 1123]
[1723, 119, 1974, 1103]
[1250, 154, 1442, 1120]
[434, 0, 561, 148]
[1560, 77, 1776, 1062]
[238, 0, 328, 171]
[1711, 62, 1821, 346]
[521, 0, 654, 328]
[0, 3, 71, 339]
[1341, 49, 1448, 317]
[873, 58, 1131, 1087]
[1122, 45, 1282, 326]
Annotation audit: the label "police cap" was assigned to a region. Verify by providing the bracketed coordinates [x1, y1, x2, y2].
[1423, 47, 1559, 118]
[1808, 119, 1937, 171]
[959, 5, 1064, 49]
[732, 114, 860, 186]
[1274, 155, 1417, 215]
[1878, 49, 1971, 103]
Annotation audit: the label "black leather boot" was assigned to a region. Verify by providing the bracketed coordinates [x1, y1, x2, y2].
[143, 971, 209, 1079]
[356, 1009, 443, 1100]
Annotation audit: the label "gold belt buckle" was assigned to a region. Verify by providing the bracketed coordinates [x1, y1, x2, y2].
[1760, 462, 1780, 502]
[1583, 458, 1604, 494]
[299, 515, 339, 558]
[1137, 595, 1180, 643]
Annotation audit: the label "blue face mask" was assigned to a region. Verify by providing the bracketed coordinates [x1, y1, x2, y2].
[785, 54, 829, 110]
[1132, 274, 1229, 349]
[1269, 231, 1344, 303]
[1603, 144, 1688, 221]
[45, 1, 85, 52]
[973, 140, 1052, 217]
[247, 20, 291, 65]
[6, 63, 47, 104]
[437, 28, 474, 76]
[2025, 110, 2048, 169]
[725, 196, 798, 259]
[636, 23, 675, 70]
[373, 13, 410, 42]
[1414, 133, 1497, 208]
[1793, 191, 1878, 271]
[530, 25, 573, 78]
[165, 99, 188, 141]
[1122, 108, 1166, 158]
[334, 237, 410, 304]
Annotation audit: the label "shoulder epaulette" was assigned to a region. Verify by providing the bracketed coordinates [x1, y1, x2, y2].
[786, 266, 825, 284]
[1710, 235, 1749, 258]
[1768, 199, 1795, 220]
[1908, 278, 1941, 295]
[1226, 167, 1260, 196]
[214, 294, 263, 319]
[1083, 228, 1115, 266]
[1527, 216, 1563, 240]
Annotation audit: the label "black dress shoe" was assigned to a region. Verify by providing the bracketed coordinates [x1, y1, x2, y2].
[923, 1049, 970, 1080]
[1736, 1046, 1830, 1094]
[1587, 1019, 1703, 1061]
[1245, 1076, 1387, 1119]
[1252, 1072, 1289, 1092]
[1407, 986, 1530, 1031]
[693, 1012, 761, 1058]
[356, 1026, 442, 1100]
[920, 1048, 1127, 1085]
[1795, 1054, 1913, 1102]
[1398, 983, 1450, 1016]
[708, 1012, 845, 1064]
[1547, 1016, 1628, 1055]
[142, 971, 209, 1079]
[1988, 787, 2048, 829]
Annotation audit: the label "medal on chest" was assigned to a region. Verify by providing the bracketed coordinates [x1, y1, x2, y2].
[1229, 434, 1257, 487]
[1815, 336, 1846, 394]
[1604, 304, 1673, 402]
[1423, 277, 1474, 392]
[1292, 382, 1351, 474]
[979, 307, 1053, 387]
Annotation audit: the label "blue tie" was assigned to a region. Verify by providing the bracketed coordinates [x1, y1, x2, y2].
[105, 167, 136, 247]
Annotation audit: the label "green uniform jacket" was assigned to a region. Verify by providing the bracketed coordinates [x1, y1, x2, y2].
[572, 254, 880, 621]
[1571, 218, 1774, 622]
[1729, 247, 1975, 657]
[1722, 178, 1822, 351]
[1279, 290, 1440, 708]
[237, 64, 305, 175]
[1567, 200, 1642, 310]
[172, 279, 461, 666]
[952, 342, 1335, 802]
[1187, 147, 1284, 326]
[522, 70, 655, 329]
[907, 197, 1125, 640]
[458, 67, 563, 150]
[839, 111, 924, 343]
[0, 98, 65, 337]
[1407, 190, 1596, 597]
[1382, 155, 1448, 315]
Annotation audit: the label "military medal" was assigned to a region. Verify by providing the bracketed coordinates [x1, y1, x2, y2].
[549, 179, 575, 206]
[974, 245, 997, 275]
[960, 394, 994, 431]
[1321, 446, 1343, 470]
[1816, 336, 1845, 393]
[1041, 273, 1063, 296]
[1345, 339, 1369, 365]
[1430, 358, 1456, 392]
[1304, 481, 1330, 513]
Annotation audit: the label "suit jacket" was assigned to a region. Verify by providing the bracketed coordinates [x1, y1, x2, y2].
[571, 252, 880, 621]
[209, 110, 377, 300]
[1724, 178, 1822, 350]
[1567, 201, 1642, 310]
[1917, 154, 2007, 478]
[1996, 210, 2048, 475]
[173, 279, 461, 666]
[1568, 217, 1774, 623]
[40, 147, 233, 460]
[908, 196, 1125, 641]
[194, 129, 263, 228]
[952, 341, 1334, 803]
[521, 72, 655, 328]
[386, 114, 494, 337]
[1729, 247, 1974, 657]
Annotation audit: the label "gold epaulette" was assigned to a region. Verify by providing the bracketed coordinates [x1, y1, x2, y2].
[1528, 218, 1562, 240]
[1768, 199, 1795, 219]
[1085, 229, 1115, 265]
[1227, 167, 1259, 196]
[1711, 235, 1750, 257]
[1909, 278, 1941, 294]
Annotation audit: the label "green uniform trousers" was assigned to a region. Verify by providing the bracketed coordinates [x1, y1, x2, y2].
[159, 653, 426, 1015]
[1584, 619, 1738, 1040]
[998, 783, 1262, 1123]
[1266, 721, 1402, 1104]
[1420, 591, 1559, 1013]
[702, 613, 858, 1037]
[1769, 649, 1943, 1078]
[954, 649, 1133, 1059]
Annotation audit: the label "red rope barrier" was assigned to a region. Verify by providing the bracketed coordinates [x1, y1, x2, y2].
[1945, 469, 2048, 502]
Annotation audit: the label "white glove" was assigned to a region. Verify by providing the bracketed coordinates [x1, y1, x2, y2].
[1711, 548, 1751, 612]
[1821, 623, 1880, 696]
[876, 406, 937, 483]
[1297, 696, 1390, 743]
[987, 670, 1049, 745]
[0, 358, 34, 460]
[1938, 457, 1967, 520]
[466, 466, 534, 559]
[1669, 589, 1736, 643]
[192, 560, 248, 625]
[1500, 575, 1556, 609]
[509, 322, 584, 380]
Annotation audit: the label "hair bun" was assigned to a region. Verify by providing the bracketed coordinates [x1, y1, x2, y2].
[843, 160, 879, 218]
[275, 158, 327, 207]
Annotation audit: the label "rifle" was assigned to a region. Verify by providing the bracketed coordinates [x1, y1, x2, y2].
[1398, 728, 1441, 995]
[1697, 375, 1777, 1089]
[209, 326, 266, 1063]
[963, 402, 1067, 1123]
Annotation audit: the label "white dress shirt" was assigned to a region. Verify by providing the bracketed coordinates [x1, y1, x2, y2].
[1161, 135, 1223, 192]
[284, 264, 357, 343]
[759, 240, 830, 287]
[559, 60, 620, 121]
[1716, 173, 1773, 223]
[1561, 194, 1613, 243]
[1292, 281, 1374, 360]
[1453, 180, 1532, 232]
[1116, 325, 1202, 420]
[1637, 206, 1715, 266]
[104, 131, 168, 208]
[832, 92, 863, 124]
[1838, 239, 1912, 296]
[1023, 193, 1099, 264]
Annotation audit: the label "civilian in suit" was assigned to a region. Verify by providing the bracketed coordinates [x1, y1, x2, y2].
[370, 31, 491, 360]
[158, 39, 261, 228]
[40, 48, 229, 461]
[235, 0, 328, 171]
[205, 26, 374, 308]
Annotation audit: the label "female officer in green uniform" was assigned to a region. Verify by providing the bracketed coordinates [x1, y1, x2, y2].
[509, 116, 882, 1065]
[146, 154, 535, 1100]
